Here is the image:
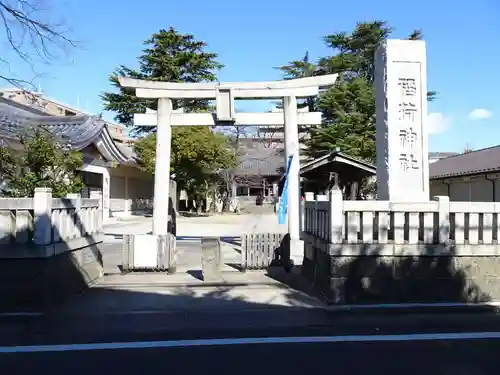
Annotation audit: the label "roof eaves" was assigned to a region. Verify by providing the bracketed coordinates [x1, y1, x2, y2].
[300, 150, 376, 175]
[430, 167, 500, 180]
[336, 152, 376, 171]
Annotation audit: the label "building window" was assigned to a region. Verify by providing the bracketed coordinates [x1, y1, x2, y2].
[236, 187, 248, 196]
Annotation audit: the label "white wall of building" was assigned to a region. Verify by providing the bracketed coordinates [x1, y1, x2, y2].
[108, 165, 154, 217]
[430, 174, 500, 202]
[80, 163, 154, 221]
[80, 164, 111, 222]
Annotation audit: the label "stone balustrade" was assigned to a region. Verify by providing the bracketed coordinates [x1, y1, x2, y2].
[302, 189, 500, 305]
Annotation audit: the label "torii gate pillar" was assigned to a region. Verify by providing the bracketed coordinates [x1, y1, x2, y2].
[152, 98, 173, 235]
[283, 96, 302, 260]
[119, 75, 338, 270]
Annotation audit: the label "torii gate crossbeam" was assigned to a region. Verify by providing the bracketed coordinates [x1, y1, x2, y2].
[119, 74, 338, 263]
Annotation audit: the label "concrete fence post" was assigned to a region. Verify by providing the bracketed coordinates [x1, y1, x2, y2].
[33, 187, 53, 246]
[90, 190, 103, 232]
[305, 192, 314, 201]
[433, 195, 450, 245]
[303, 192, 314, 234]
[329, 188, 344, 244]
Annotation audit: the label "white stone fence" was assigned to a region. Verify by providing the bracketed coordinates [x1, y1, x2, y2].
[0, 188, 103, 258]
[304, 189, 500, 249]
[302, 189, 500, 304]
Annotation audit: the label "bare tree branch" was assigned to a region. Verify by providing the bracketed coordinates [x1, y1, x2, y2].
[0, 0, 77, 89]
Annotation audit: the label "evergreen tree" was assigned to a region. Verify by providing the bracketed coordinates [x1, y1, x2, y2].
[101, 27, 223, 134]
[278, 21, 436, 161]
[0, 128, 84, 197]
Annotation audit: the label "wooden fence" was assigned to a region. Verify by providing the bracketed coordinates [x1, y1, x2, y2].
[241, 233, 285, 270]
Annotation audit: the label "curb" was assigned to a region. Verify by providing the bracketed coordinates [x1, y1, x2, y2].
[31, 306, 326, 319]
[323, 302, 500, 315]
[93, 280, 287, 289]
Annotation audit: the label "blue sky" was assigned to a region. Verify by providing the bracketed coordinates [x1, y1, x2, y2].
[2, 0, 499, 152]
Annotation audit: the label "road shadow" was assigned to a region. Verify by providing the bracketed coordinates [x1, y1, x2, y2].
[179, 230, 499, 309]
[186, 269, 203, 281]
[221, 236, 241, 247]
[176, 236, 240, 245]
[178, 211, 211, 218]
[104, 233, 124, 240]
[5, 270, 500, 348]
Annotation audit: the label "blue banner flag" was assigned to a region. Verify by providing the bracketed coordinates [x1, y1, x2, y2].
[277, 154, 294, 225]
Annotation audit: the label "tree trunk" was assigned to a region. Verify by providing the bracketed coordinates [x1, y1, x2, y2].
[196, 199, 203, 215]
[187, 199, 195, 212]
[222, 195, 231, 212]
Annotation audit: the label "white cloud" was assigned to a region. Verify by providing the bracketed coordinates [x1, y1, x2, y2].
[468, 108, 492, 121]
[428, 112, 451, 134]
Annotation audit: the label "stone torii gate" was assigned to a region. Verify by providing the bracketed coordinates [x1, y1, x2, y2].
[119, 75, 338, 267]
[120, 38, 429, 274]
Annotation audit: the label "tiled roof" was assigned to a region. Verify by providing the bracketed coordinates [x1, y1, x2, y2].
[117, 143, 137, 159]
[429, 146, 500, 179]
[0, 96, 137, 165]
[0, 98, 105, 150]
[300, 149, 376, 176]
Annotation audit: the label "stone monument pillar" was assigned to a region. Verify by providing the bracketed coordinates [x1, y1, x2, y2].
[375, 39, 429, 202]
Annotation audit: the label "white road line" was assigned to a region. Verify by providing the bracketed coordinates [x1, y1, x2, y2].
[2, 331, 500, 353]
[325, 302, 500, 311]
[0, 312, 44, 317]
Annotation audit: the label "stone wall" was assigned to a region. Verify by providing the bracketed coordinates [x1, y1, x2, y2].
[302, 235, 499, 305]
[0, 244, 103, 312]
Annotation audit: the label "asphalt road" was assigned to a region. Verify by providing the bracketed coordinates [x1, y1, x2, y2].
[2, 309, 500, 373]
[5, 232, 500, 374]
[6, 308, 500, 345]
[1, 337, 499, 374]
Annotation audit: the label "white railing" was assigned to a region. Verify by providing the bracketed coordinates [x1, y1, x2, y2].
[304, 190, 499, 246]
[51, 197, 102, 242]
[304, 194, 332, 242]
[0, 198, 34, 245]
[0, 188, 103, 256]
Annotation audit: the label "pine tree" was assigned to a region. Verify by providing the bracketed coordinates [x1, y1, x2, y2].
[278, 21, 437, 161]
[101, 27, 223, 134]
